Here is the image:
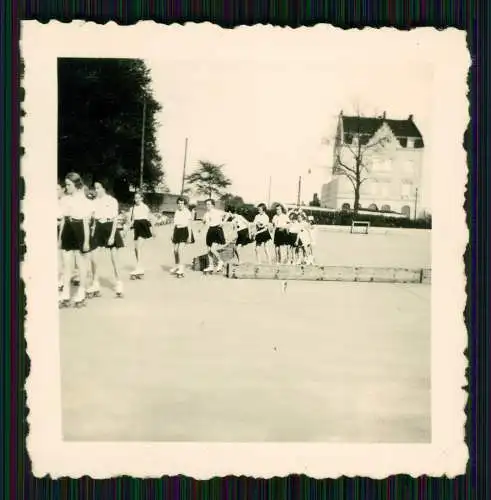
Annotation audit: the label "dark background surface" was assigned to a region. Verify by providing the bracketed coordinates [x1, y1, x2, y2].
[1, 0, 485, 498]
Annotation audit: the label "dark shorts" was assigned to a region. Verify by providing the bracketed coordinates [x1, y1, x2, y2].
[92, 221, 124, 250]
[274, 228, 289, 246]
[288, 232, 299, 246]
[206, 226, 226, 247]
[133, 219, 152, 240]
[60, 218, 90, 253]
[255, 229, 271, 245]
[172, 226, 191, 244]
[236, 227, 251, 246]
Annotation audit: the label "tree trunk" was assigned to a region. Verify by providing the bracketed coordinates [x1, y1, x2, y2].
[353, 184, 361, 217]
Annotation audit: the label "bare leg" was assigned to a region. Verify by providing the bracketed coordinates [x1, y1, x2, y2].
[74, 250, 89, 299]
[173, 244, 180, 266]
[134, 238, 142, 269]
[210, 243, 222, 267]
[61, 250, 74, 298]
[234, 244, 240, 263]
[265, 242, 273, 265]
[207, 247, 214, 268]
[255, 244, 261, 264]
[90, 249, 100, 285]
[110, 247, 121, 281]
[176, 243, 185, 272]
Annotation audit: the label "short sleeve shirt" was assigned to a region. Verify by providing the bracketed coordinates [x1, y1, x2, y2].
[60, 191, 94, 219]
[92, 195, 118, 220]
[174, 208, 192, 227]
[204, 208, 224, 227]
[272, 213, 290, 229]
[132, 203, 150, 220]
[254, 213, 269, 229]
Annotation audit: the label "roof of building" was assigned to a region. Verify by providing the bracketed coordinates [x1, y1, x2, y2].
[341, 114, 423, 141]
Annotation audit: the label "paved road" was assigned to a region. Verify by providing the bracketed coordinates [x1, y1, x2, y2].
[60, 227, 431, 442]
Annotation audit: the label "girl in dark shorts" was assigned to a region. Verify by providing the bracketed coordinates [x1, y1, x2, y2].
[225, 205, 252, 263]
[253, 203, 273, 264]
[170, 196, 194, 277]
[203, 199, 227, 273]
[272, 203, 290, 264]
[86, 180, 125, 297]
[287, 211, 301, 264]
[130, 191, 153, 278]
[58, 172, 93, 307]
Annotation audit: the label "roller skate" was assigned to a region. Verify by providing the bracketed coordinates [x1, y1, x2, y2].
[169, 267, 179, 275]
[86, 281, 101, 299]
[58, 289, 71, 309]
[130, 267, 144, 280]
[73, 287, 87, 308]
[114, 280, 124, 298]
[175, 266, 185, 279]
[215, 262, 224, 274]
[202, 264, 215, 276]
[58, 279, 64, 292]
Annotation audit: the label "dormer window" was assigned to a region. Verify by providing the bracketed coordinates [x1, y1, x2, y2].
[399, 137, 408, 148]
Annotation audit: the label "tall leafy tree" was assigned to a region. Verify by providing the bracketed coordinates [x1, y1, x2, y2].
[185, 161, 231, 199]
[58, 58, 164, 199]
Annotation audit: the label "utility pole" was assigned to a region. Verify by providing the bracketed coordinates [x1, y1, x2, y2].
[139, 98, 147, 190]
[181, 137, 189, 195]
[297, 176, 302, 207]
[267, 175, 272, 206]
[414, 187, 419, 220]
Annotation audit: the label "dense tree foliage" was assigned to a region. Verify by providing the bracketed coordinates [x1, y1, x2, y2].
[185, 161, 232, 199]
[58, 58, 164, 199]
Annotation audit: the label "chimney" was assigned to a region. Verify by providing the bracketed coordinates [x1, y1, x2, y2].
[408, 114, 413, 121]
[382, 111, 386, 119]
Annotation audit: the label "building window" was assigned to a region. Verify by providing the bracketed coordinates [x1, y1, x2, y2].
[401, 205, 411, 217]
[401, 183, 412, 198]
[414, 138, 424, 148]
[381, 204, 391, 212]
[407, 138, 415, 148]
[404, 160, 415, 176]
[344, 133, 353, 145]
[378, 182, 390, 198]
[399, 137, 408, 148]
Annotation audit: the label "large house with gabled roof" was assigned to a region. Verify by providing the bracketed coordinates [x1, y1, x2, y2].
[321, 111, 425, 218]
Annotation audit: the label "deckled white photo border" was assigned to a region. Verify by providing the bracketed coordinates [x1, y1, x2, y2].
[21, 21, 469, 478]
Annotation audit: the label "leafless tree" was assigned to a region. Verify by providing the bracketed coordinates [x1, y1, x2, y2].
[324, 111, 390, 215]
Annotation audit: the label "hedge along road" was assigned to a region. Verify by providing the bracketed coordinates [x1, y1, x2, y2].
[59, 223, 431, 442]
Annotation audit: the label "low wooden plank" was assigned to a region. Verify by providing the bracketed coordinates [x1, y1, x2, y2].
[227, 263, 429, 283]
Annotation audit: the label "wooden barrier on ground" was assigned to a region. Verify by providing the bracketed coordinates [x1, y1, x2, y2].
[192, 243, 236, 272]
[226, 263, 432, 284]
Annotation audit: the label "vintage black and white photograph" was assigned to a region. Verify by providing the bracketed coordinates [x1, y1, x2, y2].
[23, 22, 468, 478]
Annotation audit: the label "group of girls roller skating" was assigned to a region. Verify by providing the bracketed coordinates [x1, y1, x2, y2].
[57, 172, 155, 308]
[57, 172, 316, 307]
[224, 203, 316, 266]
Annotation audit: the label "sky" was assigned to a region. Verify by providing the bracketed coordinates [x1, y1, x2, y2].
[146, 51, 435, 209]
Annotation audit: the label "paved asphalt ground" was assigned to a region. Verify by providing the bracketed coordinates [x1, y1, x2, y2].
[60, 225, 431, 442]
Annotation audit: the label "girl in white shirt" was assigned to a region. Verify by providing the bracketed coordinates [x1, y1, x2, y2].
[203, 198, 227, 272]
[225, 205, 252, 263]
[170, 197, 194, 277]
[130, 191, 153, 278]
[272, 204, 290, 264]
[253, 203, 273, 264]
[86, 180, 125, 297]
[58, 172, 93, 307]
